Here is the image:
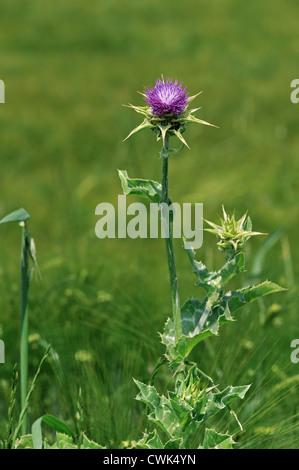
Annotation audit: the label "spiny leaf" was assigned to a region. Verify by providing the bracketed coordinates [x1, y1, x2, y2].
[81, 433, 105, 449]
[44, 432, 77, 449]
[134, 379, 161, 412]
[136, 430, 164, 449]
[202, 428, 235, 449]
[134, 380, 186, 440]
[218, 251, 245, 285]
[13, 434, 33, 449]
[185, 244, 245, 296]
[134, 371, 250, 448]
[161, 297, 234, 366]
[164, 437, 184, 449]
[227, 281, 286, 313]
[161, 280, 284, 365]
[118, 170, 162, 204]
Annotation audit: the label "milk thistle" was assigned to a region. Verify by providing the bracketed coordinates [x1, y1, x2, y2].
[120, 77, 284, 449]
[124, 75, 216, 148]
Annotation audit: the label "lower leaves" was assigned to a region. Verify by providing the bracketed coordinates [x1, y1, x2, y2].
[134, 365, 250, 449]
[14, 431, 105, 449]
[201, 428, 235, 449]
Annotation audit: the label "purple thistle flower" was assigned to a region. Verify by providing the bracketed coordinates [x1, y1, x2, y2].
[123, 78, 215, 146]
[144, 77, 188, 117]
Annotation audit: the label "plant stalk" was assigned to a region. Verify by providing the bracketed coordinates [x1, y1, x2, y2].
[161, 134, 182, 342]
[20, 223, 29, 435]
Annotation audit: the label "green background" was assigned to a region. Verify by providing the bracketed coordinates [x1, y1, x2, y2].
[0, 0, 298, 448]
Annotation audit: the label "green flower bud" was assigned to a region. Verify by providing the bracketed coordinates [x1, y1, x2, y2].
[205, 206, 264, 259]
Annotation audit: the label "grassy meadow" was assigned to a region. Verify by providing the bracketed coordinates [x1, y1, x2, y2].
[0, 0, 298, 448]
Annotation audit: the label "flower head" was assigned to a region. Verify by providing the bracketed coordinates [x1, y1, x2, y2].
[123, 75, 216, 148]
[144, 77, 188, 117]
[205, 206, 264, 259]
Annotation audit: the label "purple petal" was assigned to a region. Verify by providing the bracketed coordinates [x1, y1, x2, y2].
[144, 77, 188, 117]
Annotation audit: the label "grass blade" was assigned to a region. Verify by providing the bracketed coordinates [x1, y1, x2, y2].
[32, 414, 75, 449]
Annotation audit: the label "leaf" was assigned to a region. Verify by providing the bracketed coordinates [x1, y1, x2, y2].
[161, 297, 234, 365]
[185, 244, 219, 296]
[163, 280, 284, 365]
[41, 431, 105, 449]
[118, 170, 163, 204]
[161, 281, 283, 365]
[136, 430, 164, 449]
[81, 433, 105, 449]
[160, 144, 184, 158]
[44, 432, 77, 449]
[133, 379, 161, 412]
[134, 380, 185, 440]
[205, 384, 251, 419]
[134, 368, 249, 448]
[185, 244, 244, 296]
[136, 430, 183, 450]
[227, 281, 286, 313]
[32, 414, 74, 449]
[202, 428, 235, 449]
[218, 252, 245, 286]
[164, 245, 283, 365]
[180, 298, 216, 336]
[14, 434, 34, 449]
[0, 208, 30, 225]
[164, 437, 184, 449]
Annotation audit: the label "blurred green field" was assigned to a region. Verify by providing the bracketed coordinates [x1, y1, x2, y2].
[0, 0, 298, 448]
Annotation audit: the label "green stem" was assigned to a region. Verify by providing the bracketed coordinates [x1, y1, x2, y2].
[161, 135, 182, 343]
[20, 223, 29, 435]
[13, 345, 51, 445]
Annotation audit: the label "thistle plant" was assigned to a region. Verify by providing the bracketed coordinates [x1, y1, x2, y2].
[120, 77, 284, 449]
